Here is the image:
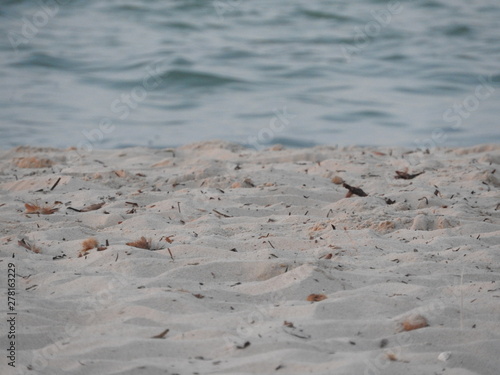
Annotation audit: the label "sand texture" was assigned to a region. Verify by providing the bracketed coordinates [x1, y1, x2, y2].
[1, 141, 499, 375]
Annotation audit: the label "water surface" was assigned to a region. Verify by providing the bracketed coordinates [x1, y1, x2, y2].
[1, 0, 499, 150]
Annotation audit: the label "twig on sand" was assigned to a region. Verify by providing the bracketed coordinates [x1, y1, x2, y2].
[213, 209, 232, 218]
[68, 202, 105, 213]
[151, 328, 169, 339]
[394, 170, 424, 180]
[282, 327, 311, 339]
[50, 177, 61, 191]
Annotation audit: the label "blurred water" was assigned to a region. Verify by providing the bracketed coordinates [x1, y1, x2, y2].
[0, 0, 499, 150]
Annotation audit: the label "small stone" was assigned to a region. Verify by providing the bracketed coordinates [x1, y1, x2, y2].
[438, 352, 451, 362]
[332, 176, 344, 185]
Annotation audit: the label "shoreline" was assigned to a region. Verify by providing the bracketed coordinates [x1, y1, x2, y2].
[1, 140, 499, 375]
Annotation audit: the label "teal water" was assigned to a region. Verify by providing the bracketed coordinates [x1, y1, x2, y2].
[1, 0, 499, 150]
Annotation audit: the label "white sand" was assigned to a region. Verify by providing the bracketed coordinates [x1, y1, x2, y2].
[1, 141, 499, 375]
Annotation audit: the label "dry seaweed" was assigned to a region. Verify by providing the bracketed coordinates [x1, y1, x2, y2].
[342, 183, 368, 197]
[14, 157, 54, 168]
[306, 294, 328, 302]
[385, 198, 395, 205]
[398, 314, 429, 332]
[81, 238, 98, 251]
[78, 238, 100, 257]
[236, 341, 251, 349]
[126, 236, 153, 250]
[24, 202, 60, 215]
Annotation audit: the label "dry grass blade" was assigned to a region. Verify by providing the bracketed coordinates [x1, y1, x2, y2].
[18, 239, 41, 254]
[24, 202, 59, 215]
[126, 236, 152, 250]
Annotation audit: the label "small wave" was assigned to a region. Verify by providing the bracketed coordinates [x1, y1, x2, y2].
[159, 21, 200, 31]
[160, 69, 246, 89]
[80, 67, 246, 92]
[442, 25, 474, 37]
[109, 4, 149, 13]
[13, 52, 81, 71]
[381, 53, 408, 61]
[419, 0, 448, 9]
[321, 114, 358, 123]
[298, 8, 355, 23]
[244, 136, 318, 149]
[349, 110, 392, 119]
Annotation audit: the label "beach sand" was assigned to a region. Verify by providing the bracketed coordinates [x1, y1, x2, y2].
[1, 141, 499, 375]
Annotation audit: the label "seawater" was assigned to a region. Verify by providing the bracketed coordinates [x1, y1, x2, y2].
[1, 0, 499, 150]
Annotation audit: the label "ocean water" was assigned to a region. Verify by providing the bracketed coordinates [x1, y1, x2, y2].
[1, 0, 499, 150]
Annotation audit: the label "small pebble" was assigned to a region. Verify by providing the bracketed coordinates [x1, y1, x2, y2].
[438, 352, 451, 362]
[332, 176, 344, 184]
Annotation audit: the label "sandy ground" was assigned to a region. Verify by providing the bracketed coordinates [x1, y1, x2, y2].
[1, 141, 499, 375]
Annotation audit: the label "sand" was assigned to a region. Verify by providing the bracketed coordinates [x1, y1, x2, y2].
[1, 141, 499, 375]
